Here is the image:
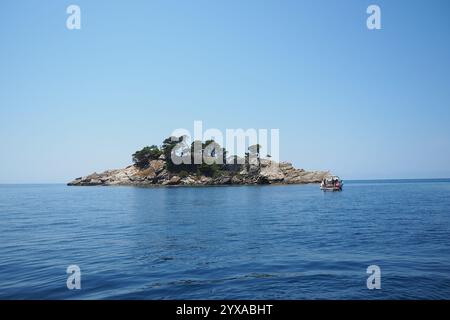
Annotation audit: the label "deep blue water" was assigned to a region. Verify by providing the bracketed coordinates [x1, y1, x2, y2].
[0, 180, 450, 299]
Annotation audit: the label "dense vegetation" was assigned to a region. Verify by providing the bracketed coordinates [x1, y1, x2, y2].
[132, 145, 162, 168]
[132, 137, 263, 177]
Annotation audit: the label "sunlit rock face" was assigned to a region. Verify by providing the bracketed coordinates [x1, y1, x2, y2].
[68, 157, 330, 187]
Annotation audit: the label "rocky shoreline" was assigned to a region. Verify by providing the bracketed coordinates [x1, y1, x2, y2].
[68, 137, 331, 187]
[68, 157, 330, 187]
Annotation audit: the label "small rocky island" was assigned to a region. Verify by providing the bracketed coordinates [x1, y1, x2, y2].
[68, 137, 330, 186]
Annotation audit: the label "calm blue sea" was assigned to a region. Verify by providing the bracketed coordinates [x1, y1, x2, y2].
[0, 180, 450, 299]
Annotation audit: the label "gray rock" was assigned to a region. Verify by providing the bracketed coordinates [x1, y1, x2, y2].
[181, 176, 197, 185]
[67, 158, 332, 187]
[167, 176, 181, 185]
[259, 160, 285, 183]
[215, 176, 231, 184]
[231, 175, 243, 184]
[149, 160, 165, 174]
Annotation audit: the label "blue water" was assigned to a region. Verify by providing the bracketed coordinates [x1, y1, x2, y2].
[0, 180, 450, 299]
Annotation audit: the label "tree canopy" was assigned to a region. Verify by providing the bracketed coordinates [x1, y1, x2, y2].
[133, 137, 265, 176]
[132, 145, 162, 168]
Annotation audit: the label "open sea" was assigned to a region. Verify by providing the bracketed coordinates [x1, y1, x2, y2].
[0, 180, 449, 299]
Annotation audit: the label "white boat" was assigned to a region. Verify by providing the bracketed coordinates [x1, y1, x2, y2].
[320, 176, 343, 191]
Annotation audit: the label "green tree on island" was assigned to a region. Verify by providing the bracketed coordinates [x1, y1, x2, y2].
[132, 145, 162, 168]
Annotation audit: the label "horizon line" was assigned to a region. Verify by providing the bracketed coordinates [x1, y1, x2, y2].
[1, 177, 450, 185]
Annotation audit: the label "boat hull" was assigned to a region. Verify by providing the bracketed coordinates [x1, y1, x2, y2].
[320, 186, 342, 191]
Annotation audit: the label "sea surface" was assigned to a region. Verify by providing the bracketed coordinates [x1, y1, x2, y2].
[0, 180, 450, 299]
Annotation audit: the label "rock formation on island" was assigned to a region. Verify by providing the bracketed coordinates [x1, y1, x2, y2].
[68, 137, 330, 186]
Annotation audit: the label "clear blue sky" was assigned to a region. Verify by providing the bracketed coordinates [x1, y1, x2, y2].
[1, 0, 450, 183]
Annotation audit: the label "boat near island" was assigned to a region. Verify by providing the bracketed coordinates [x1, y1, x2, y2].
[320, 176, 343, 191]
